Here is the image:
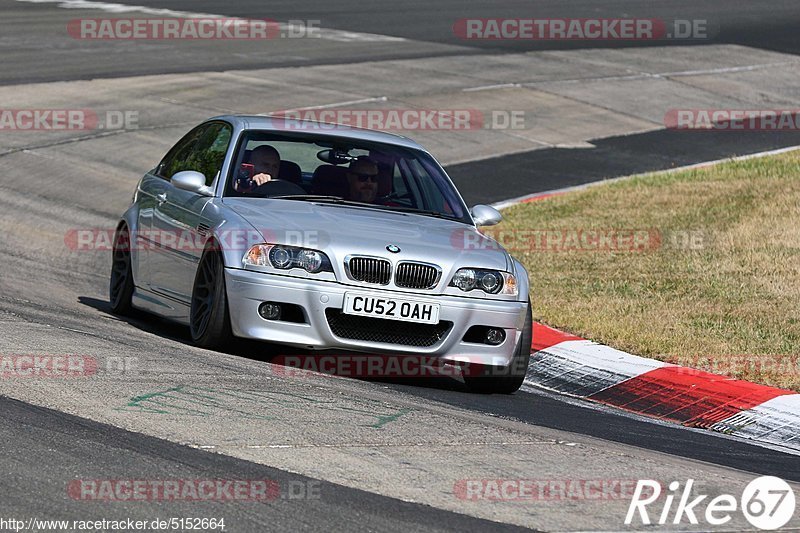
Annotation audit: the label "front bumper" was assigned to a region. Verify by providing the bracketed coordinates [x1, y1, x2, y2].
[225, 267, 528, 367]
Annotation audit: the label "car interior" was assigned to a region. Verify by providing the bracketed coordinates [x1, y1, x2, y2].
[222, 134, 467, 222]
[235, 144, 394, 200]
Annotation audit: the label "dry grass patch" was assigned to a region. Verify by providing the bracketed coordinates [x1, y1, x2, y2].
[498, 151, 800, 390]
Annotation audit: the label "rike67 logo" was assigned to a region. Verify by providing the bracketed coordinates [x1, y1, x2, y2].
[626, 476, 796, 530]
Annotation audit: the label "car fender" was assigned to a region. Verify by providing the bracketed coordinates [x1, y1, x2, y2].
[117, 179, 145, 284]
[511, 257, 530, 304]
[198, 200, 264, 270]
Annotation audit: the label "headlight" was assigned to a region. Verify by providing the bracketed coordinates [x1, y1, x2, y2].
[244, 244, 333, 274]
[296, 249, 324, 273]
[480, 271, 501, 292]
[451, 268, 476, 291]
[449, 268, 517, 296]
[270, 246, 293, 269]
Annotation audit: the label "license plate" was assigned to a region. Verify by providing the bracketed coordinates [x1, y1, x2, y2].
[343, 293, 440, 324]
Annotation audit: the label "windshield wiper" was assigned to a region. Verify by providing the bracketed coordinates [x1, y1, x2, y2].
[380, 205, 460, 221]
[272, 195, 383, 209]
[271, 195, 345, 201]
[272, 196, 461, 220]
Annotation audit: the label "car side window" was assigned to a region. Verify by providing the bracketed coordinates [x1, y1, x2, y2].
[157, 122, 232, 186]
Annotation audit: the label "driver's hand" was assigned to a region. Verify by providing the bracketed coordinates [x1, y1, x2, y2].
[234, 176, 254, 192]
[252, 173, 272, 186]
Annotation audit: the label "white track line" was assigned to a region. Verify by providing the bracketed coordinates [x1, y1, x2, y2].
[275, 96, 389, 114]
[462, 83, 522, 92]
[660, 61, 800, 78]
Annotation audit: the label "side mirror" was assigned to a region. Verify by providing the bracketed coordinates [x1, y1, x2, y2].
[171, 171, 213, 196]
[471, 204, 503, 227]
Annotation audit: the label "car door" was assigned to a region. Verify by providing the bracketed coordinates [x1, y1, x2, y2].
[148, 121, 232, 307]
[133, 170, 166, 290]
[137, 124, 207, 291]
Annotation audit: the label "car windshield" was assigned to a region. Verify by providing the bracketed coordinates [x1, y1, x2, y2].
[224, 129, 470, 223]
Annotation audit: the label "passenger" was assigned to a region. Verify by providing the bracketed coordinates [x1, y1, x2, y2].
[345, 156, 379, 203]
[236, 145, 280, 192]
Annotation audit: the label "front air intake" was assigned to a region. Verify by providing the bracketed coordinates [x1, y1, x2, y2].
[394, 262, 440, 289]
[347, 256, 391, 285]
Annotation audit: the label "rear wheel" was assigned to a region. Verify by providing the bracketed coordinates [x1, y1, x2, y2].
[109, 225, 135, 315]
[190, 246, 233, 349]
[464, 300, 532, 394]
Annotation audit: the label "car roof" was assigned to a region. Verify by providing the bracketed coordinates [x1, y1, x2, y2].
[209, 114, 428, 151]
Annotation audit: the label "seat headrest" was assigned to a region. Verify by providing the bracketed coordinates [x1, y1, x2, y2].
[311, 165, 348, 197]
[279, 160, 302, 184]
[369, 151, 394, 197]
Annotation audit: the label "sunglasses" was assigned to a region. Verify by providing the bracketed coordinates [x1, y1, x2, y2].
[351, 172, 378, 183]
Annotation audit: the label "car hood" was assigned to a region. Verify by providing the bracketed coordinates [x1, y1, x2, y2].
[223, 198, 511, 274]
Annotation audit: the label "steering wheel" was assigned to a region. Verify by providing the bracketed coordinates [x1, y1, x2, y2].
[378, 191, 414, 206]
[251, 180, 306, 196]
[380, 191, 413, 201]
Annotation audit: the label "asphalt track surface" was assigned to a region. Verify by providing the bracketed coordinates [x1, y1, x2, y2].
[2, 1, 800, 531]
[449, 128, 800, 205]
[4, 0, 800, 84]
[0, 397, 530, 532]
[109, 0, 800, 54]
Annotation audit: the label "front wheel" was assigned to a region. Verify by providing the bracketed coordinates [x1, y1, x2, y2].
[109, 225, 135, 315]
[190, 246, 233, 349]
[464, 300, 532, 394]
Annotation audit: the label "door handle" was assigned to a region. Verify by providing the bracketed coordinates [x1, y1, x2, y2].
[156, 193, 167, 204]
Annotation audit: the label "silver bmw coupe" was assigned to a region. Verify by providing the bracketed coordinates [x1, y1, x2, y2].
[110, 115, 532, 393]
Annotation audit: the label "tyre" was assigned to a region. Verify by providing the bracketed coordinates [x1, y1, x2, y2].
[464, 300, 532, 394]
[109, 225, 135, 315]
[190, 245, 233, 349]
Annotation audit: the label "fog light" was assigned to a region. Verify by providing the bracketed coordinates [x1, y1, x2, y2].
[258, 302, 282, 320]
[485, 328, 505, 345]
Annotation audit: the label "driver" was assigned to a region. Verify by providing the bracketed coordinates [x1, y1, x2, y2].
[345, 156, 379, 203]
[235, 145, 280, 192]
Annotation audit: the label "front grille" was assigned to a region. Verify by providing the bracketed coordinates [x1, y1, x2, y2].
[326, 309, 452, 347]
[395, 262, 440, 289]
[348, 257, 391, 285]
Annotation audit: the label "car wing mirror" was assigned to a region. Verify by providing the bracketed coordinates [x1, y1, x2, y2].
[171, 171, 214, 196]
[470, 204, 503, 226]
